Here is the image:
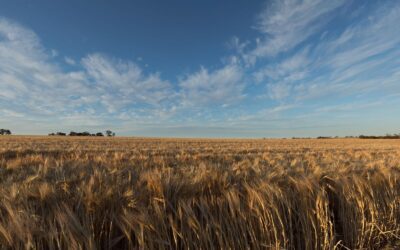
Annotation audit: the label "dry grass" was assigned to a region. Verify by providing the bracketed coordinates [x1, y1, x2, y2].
[0, 136, 399, 249]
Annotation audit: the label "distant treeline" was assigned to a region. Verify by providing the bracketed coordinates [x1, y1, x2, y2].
[316, 134, 400, 139]
[49, 130, 115, 137]
[289, 134, 400, 139]
[359, 134, 400, 139]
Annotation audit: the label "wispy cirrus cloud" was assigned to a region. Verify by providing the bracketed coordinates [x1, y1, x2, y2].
[82, 53, 174, 111]
[179, 63, 245, 107]
[252, 0, 400, 106]
[64, 57, 76, 66]
[246, 0, 346, 62]
[0, 18, 88, 116]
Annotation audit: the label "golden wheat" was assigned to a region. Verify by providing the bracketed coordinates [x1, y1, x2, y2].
[0, 136, 399, 249]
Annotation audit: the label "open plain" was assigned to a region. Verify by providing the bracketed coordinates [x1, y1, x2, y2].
[0, 136, 399, 249]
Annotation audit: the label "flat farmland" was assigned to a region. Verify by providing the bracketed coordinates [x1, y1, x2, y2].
[0, 136, 399, 249]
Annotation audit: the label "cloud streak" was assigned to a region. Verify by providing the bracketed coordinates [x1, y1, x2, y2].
[179, 63, 245, 107]
[248, 0, 346, 60]
[253, 0, 400, 104]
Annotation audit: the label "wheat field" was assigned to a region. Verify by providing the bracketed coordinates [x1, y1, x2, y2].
[0, 136, 399, 249]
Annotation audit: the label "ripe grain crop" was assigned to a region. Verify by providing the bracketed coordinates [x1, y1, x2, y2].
[0, 136, 399, 249]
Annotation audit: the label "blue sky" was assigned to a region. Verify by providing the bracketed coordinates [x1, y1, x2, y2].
[0, 0, 399, 137]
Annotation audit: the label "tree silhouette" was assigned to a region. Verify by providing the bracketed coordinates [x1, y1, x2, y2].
[0, 129, 11, 135]
[106, 130, 115, 137]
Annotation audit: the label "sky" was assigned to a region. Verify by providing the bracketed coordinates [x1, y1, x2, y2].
[0, 0, 399, 138]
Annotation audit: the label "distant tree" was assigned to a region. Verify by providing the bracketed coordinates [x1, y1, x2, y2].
[68, 131, 114, 137]
[0, 129, 11, 135]
[82, 132, 91, 136]
[48, 133, 55, 136]
[106, 130, 115, 137]
[56, 132, 66, 136]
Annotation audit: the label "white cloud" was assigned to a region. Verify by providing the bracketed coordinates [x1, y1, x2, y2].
[64, 56, 76, 65]
[227, 37, 249, 54]
[257, 47, 309, 90]
[247, 0, 345, 61]
[0, 18, 86, 116]
[82, 53, 174, 110]
[267, 82, 292, 100]
[250, 1, 400, 104]
[254, 47, 310, 101]
[299, 3, 400, 100]
[179, 63, 245, 107]
[0, 18, 178, 133]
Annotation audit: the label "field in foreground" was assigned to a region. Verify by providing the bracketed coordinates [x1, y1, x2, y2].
[0, 136, 399, 249]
